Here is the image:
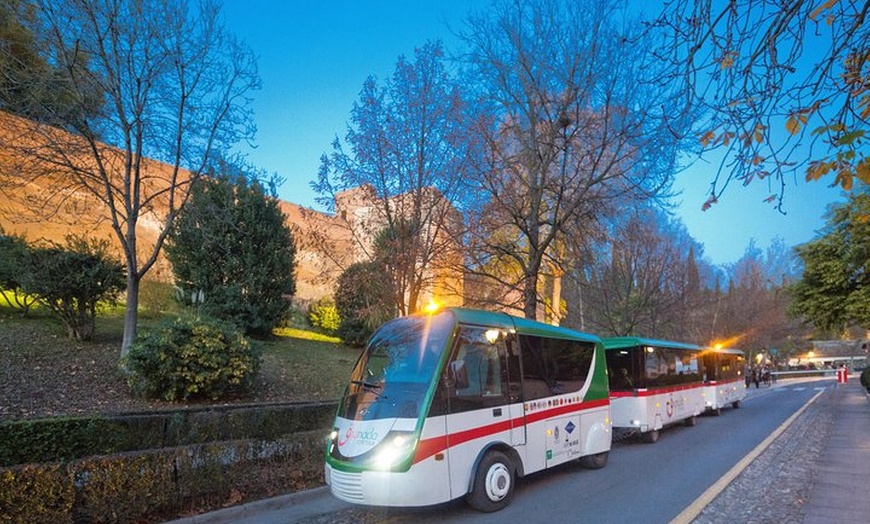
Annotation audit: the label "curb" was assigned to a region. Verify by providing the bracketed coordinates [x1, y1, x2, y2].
[162, 486, 341, 524]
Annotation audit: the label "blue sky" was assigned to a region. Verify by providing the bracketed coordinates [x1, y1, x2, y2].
[220, 0, 845, 267]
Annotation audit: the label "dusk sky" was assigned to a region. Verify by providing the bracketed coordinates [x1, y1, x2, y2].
[220, 0, 846, 267]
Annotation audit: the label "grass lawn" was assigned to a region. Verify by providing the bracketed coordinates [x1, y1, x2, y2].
[0, 299, 361, 420]
[260, 327, 360, 401]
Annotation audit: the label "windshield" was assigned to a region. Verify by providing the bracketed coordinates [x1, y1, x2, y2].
[337, 311, 455, 422]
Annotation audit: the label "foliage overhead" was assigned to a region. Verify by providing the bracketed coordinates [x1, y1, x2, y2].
[650, 0, 869, 209]
[166, 170, 297, 337]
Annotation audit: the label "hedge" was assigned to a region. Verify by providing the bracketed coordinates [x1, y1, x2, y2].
[0, 431, 328, 524]
[0, 401, 337, 467]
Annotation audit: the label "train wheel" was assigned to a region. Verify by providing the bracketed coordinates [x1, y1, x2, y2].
[466, 450, 515, 512]
[641, 429, 660, 444]
[579, 451, 609, 470]
[684, 415, 697, 427]
[711, 407, 722, 416]
[732, 400, 741, 409]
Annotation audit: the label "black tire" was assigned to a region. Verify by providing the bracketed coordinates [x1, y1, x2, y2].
[579, 451, 609, 469]
[711, 407, 722, 417]
[684, 415, 697, 427]
[732, 400, 741, 409]
[466, 450, 515, 512]
[641, 429, 660, 444]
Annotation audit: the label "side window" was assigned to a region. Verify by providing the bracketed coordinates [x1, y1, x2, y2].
[445, 325, 507, 413]
[644, 347, 664, 385]
[606, 348, 636, 390]
[719, 354, 743, 381]
[520, 335, 593, 400]
[646, 347, 700, 386]
[703, 354, 717, 382]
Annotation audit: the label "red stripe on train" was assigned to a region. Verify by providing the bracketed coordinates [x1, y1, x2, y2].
[413, 397, 609, 464]
[609, 382, 705, 398]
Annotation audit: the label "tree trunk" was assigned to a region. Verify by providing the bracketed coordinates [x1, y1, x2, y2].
[523, 273, 538, 321]
[120, 275, 140, 360]
[551, 272, 562, 326]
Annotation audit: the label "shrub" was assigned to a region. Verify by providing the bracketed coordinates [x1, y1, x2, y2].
[861, 367, 870, 390]
[75, 454, 173, 524]
[0, 230, 37, 315]
[21, 235, 125, 340]
[0, 464, 75, 524]
[307, 297, 340, 333]
[124, 316, 261, 401]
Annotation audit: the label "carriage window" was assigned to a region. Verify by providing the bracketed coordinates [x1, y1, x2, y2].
[445, 325, 506, 413]
[607, 348, 637, 390]
[719, 353, 745, 381]
[645, 347, 701, 386]
[520, 335, 594, 400]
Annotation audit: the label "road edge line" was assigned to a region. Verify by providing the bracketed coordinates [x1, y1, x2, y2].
[669, 389, 825, 524]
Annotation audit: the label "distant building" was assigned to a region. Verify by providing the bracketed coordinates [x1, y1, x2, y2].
[788, 339, 869, 370]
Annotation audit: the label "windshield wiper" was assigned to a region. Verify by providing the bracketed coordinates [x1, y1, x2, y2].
[351, 380, 388, 399]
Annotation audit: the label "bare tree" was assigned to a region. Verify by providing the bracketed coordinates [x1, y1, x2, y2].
[459, 0, 693, 321]
[581, 206, 704, 339]
[313, 41, 471, 315]
[0, 0, 259, 358]
[650, 0, 869, 209]
[713, 240, 808, 357]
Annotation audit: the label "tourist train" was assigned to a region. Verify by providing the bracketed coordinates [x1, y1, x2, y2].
[324, 307, 746, 512]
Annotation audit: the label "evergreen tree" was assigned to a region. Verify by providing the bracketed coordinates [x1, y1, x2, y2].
[789, 191, 870, 333]
[166, 171, 296, 337]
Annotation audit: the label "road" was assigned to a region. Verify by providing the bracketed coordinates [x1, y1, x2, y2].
[296, 381, 829, 524]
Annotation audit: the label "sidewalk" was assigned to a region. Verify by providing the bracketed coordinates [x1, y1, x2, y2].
[802, 379, 870, 524]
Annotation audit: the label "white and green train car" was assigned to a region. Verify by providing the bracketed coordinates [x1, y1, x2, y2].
[325, 307, 611, 512]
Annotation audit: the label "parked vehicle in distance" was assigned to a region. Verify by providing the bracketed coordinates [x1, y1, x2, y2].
[325, 307, 611, 512]
[602, 337, 705, 443]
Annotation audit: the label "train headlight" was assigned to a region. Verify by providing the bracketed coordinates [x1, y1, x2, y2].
[372, 432, 416, 470]
[327, 429, 338, 453]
